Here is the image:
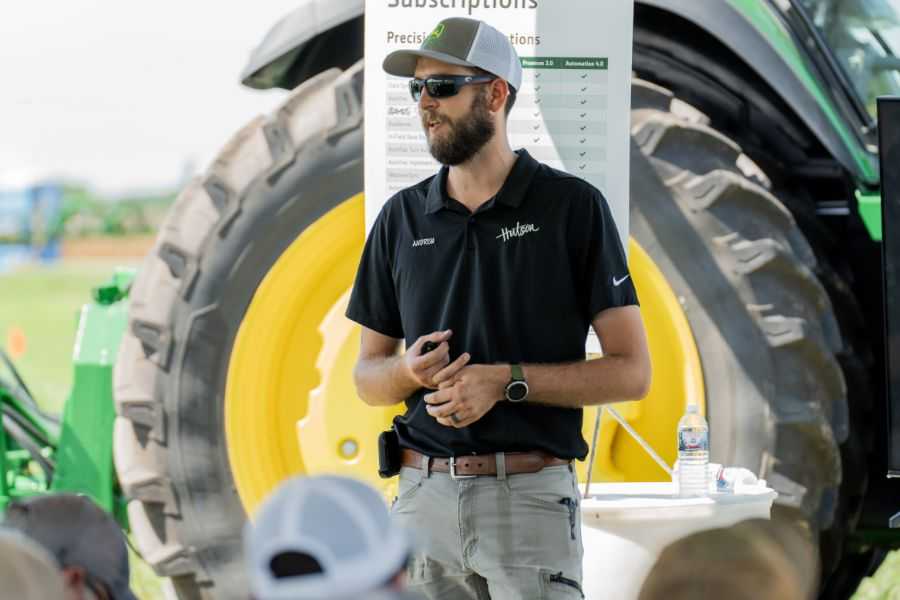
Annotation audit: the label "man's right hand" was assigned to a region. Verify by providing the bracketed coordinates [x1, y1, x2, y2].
[404, 330, 471, 390]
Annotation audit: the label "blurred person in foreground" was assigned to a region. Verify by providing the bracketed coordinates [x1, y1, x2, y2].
[3, 493, 138, 600]
[0, 528, 67, 599]
[360, 592, 427, 600]
[245, 474, 421, 600]
[638, 518, 819, 600]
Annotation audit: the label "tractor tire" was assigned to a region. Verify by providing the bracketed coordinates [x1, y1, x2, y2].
[113, 61, 852, 598]
[628, 80, 851, 534]
[113, 62, 365, 599]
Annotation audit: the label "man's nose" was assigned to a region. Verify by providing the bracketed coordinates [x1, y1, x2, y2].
[419, 88, 438, 110]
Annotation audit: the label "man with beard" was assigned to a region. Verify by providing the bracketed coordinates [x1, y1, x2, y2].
[347, 16, 651, 600]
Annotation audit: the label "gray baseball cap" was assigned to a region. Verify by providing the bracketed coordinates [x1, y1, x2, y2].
[383, 17, 522, 91]
[3, 494, 137, 600]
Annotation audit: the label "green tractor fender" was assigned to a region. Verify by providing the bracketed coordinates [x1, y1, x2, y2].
[642, 0, 878, 186]
[239, 0, 364, 92]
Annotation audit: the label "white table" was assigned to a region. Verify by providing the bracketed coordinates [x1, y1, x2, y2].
[579, 482, 777, 599]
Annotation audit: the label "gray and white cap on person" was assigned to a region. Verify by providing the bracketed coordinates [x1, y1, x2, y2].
[383, 17, 522, 91]
[245, 474, 415, 600]
[3, 493, 138, 600]
[0, 529, 67, 600]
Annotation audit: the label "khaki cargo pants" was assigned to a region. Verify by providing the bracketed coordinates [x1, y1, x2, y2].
[391, 457, 584, 600]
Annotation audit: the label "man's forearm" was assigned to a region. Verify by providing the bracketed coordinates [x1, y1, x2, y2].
[354, 355, 421, 406]
[522, 355, 651, 408]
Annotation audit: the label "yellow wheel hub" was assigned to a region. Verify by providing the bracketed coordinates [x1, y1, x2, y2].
[226, 194, 705, 517]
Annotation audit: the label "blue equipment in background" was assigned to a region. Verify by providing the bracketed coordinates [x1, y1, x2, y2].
[0, 183, 63, 272]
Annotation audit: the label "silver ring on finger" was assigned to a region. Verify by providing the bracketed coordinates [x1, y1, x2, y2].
[450, 413, 462, 424]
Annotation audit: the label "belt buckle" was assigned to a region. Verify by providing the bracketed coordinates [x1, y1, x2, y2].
[449, 456, 476, 480]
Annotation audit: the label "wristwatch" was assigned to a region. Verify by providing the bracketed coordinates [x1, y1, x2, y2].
[505, 364, 529, 402]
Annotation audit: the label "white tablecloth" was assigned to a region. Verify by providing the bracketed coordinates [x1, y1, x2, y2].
[579, 482, 777, 599]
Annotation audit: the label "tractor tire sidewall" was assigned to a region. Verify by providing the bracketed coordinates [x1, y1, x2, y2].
[115, 65, 364, 599]
[165, 127, 362, 590]
[629, 92, 845, 533]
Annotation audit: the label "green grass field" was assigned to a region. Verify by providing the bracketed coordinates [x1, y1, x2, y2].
[2, 257, 899, 599]
[0, 259, 135, 413]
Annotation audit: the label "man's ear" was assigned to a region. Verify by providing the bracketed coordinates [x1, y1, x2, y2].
[490, 79, 509, 114]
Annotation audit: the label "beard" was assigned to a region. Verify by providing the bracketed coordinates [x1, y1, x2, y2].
[422, 89, 496, 166]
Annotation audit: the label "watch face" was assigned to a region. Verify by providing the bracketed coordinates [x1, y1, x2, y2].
[507, 381, 528, 402]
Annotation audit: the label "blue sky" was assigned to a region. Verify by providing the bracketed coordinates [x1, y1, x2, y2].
[1, 1, 303, 195]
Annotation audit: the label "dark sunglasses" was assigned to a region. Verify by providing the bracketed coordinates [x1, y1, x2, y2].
[409, 74, 495, 101]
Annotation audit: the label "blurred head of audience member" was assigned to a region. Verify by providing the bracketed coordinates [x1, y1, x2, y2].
[245, 475, 416, 600]
[638, 518, 819, 600]
[0, 529, 67, 600]
[358, 591, 427, 600]
[4, 493, 138, 600]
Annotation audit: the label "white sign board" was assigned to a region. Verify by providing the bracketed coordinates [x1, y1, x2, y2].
[364, 0, 635, 354]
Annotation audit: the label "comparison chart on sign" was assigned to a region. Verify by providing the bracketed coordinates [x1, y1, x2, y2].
[384, 56, 609, 195]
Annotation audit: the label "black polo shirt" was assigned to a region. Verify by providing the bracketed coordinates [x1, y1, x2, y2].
[346, 149, 638, 460]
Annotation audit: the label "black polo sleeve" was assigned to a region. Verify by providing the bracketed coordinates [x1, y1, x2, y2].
[573, 186, 640, 320]
[345, 205, 404, 339]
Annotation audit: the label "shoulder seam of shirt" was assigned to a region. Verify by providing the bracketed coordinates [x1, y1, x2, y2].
[531, 165, 593, 185]
[534, 172, 583, 182]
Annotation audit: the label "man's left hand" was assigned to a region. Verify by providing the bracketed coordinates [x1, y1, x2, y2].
[424, 364, 509, 428]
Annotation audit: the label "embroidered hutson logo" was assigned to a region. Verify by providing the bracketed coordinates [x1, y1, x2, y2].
[496, 222, 541, 243]
[412, 237, 435, 247]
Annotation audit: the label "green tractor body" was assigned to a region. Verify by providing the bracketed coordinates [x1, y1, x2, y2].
[0, 270, 132, 520]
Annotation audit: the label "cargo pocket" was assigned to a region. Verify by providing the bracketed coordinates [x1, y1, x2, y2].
[541, 569, 585, 599]
[498, 466, 583, 571]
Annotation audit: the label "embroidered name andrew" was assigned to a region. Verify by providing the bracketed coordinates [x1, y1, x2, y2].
[496, 222, 540, 243]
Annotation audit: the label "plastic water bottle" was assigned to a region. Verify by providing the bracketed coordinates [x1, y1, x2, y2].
[677, 404, 709, 498]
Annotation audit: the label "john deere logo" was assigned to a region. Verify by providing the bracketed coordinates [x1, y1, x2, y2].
[426, 24, 445, 43]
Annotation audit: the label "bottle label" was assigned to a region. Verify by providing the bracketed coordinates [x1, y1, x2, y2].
[678, 428, 708, 452]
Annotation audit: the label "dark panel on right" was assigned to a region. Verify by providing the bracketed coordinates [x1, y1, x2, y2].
[878, 96, 900, 476]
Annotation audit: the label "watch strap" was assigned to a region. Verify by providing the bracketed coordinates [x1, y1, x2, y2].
[510, 363, 525, 382]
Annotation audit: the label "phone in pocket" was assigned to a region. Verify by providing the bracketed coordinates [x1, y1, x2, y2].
[378, 428, 402, 478]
